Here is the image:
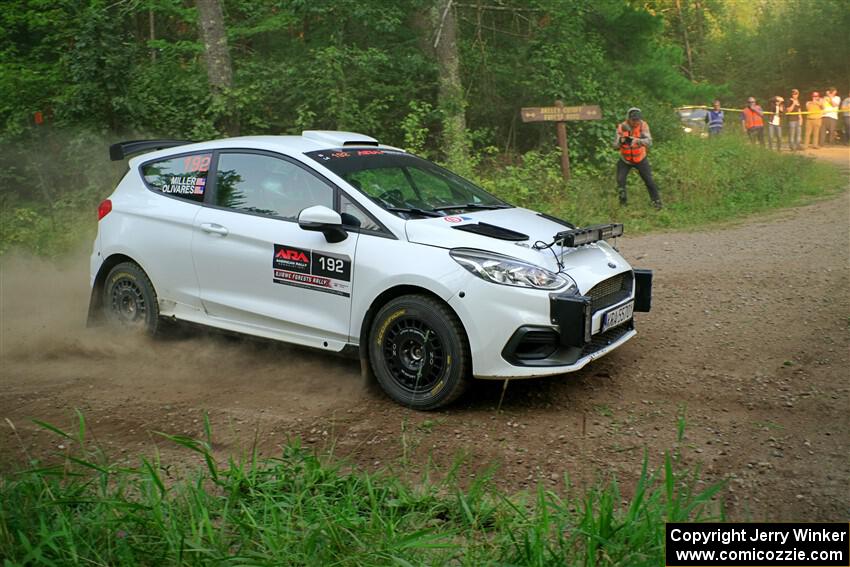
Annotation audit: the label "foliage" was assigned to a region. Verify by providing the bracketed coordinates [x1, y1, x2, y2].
[474, 133, 844, 234]
[2, 0, 732, 204]
[0, 413, 723, 565]
[2, 131, 843, 258]
[699, 0, 850, 101]
[1, 0, 846, 256]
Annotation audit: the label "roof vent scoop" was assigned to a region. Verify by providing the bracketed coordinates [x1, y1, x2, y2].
[302, 130, 379, 147]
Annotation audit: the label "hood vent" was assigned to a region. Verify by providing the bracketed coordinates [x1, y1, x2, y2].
[452, 222, 529, 241]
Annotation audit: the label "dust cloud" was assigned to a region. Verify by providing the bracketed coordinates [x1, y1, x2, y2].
[0, 250, 366, 410]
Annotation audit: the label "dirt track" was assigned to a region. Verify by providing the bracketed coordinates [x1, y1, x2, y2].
[2, 147, 848, 521]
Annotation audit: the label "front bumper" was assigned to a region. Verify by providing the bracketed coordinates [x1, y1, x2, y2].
[455, 269, 652, 379]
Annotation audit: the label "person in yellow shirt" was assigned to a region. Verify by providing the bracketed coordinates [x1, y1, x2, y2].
[803, 92, 823, 149]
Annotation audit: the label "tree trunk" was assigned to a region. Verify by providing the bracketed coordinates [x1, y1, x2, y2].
[195, 0, 239, 136]
[675, 0, 694, 80]
[430, 0, 469, 170]
[149, 8, 156, 62]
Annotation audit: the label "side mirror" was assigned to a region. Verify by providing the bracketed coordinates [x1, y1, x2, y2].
[298, 205, 348, 243]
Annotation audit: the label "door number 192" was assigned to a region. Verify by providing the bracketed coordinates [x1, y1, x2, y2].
[318, 256, 345, 274]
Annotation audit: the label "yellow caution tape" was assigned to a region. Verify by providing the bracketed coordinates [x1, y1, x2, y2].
[677, 105, 849, 116]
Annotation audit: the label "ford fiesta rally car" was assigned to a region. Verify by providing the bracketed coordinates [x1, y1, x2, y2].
[89, 131, 652, 410]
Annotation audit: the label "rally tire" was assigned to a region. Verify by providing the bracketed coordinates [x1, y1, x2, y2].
[368, 294, 470, 410]
[102, 262, 160, 335]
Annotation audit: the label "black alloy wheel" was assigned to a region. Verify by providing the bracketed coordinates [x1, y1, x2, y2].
[382, 316, 445, 394]
[369, 294, 469, 410]
[103, 262, 160, 334]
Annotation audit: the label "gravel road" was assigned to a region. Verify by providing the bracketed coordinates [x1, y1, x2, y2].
[2, 147, 847, 520]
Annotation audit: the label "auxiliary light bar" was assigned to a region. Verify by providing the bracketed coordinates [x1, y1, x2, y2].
[554, 223, 624, 247]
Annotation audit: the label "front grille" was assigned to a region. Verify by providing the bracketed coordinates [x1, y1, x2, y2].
[580, 323, 632, 357]
[587, 272, 633, 312]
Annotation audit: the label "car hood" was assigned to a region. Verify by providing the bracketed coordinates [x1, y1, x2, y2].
[404, 208, 630, 294]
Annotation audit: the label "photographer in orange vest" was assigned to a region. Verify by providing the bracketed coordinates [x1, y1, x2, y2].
[741, 97, 765, 146]
[613, 107, 662, 210]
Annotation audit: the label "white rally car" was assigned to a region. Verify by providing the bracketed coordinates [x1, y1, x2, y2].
[89, 131, 652, 409]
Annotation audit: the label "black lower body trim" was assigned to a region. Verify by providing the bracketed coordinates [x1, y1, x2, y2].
[502, 320, 634, 368]
[633, 269, 652, 312]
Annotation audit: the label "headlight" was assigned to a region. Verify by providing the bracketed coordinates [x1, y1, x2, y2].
[450, 248, 577, 292]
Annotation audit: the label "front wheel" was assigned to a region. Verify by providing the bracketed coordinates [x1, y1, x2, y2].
[368, 295, 469, 410]
[102, 262, 160, 335]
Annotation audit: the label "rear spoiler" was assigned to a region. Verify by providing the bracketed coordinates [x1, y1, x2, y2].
[109, 139, 193, 161]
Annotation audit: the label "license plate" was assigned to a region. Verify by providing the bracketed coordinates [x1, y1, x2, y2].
[602, 301, 634, 332]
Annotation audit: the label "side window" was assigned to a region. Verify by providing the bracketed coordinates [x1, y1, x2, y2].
[340, 194, 380, 232]
[141, 153, 212, 203]
[215, 153, 334, 220]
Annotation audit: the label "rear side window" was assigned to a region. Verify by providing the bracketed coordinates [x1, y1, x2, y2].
[141, 153, 212, 203]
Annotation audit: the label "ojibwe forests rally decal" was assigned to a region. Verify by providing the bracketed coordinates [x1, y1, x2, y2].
[272, 244, 352, 297]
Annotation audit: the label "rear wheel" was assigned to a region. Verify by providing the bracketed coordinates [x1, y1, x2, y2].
[369, 295, 469, 410]
[102, 262, 160, 335]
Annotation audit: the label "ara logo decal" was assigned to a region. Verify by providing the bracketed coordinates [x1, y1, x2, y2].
[275, 248, 309, 263]
[273, 244, 311, 273]
[443, 216, 463, 223]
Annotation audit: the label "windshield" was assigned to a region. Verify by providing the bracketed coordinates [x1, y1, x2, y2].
[305, 149, 510, 217]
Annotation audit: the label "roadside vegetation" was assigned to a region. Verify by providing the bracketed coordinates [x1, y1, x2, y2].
[0, 413, 722, 566]
[1, 130, 844, 258]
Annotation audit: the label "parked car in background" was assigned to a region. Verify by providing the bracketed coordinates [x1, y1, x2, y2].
[677, 107, 709, 137]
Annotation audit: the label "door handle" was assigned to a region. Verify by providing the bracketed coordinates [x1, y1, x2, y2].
[200, 223, 229, 236]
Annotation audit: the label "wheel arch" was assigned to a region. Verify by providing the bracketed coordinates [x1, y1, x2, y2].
[357, 285, 470, 364]
[86, 253, 151, 326]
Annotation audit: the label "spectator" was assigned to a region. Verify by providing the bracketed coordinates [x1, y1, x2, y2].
[803, 92, 823, 149]
[741, 97, 765, 146]
[821, 87, 839, 145]
[841, 90, 850, 146]
[786, 89, 802, 151]
[613, 107, 662, 210]
[705, 99, 724, 135]
[767, 96, 784, 151]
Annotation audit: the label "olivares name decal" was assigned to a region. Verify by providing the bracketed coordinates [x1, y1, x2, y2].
[272, 244, 352, 297]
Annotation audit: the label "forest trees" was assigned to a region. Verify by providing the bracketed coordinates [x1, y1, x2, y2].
[195, 0, 238, 136]
[1, 0, 847, 204]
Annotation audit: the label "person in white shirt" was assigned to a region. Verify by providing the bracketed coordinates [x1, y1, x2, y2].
[840, 92, 850, 146]
[820, 87, 839, 145]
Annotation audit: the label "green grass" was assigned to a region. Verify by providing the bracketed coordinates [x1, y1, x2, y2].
[476, 134, 845, 234]
[0, 413, 723, 566]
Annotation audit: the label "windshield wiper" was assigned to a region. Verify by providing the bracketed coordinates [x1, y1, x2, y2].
[385, 206, 443, 218]
[431, 203, 511, 212]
